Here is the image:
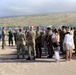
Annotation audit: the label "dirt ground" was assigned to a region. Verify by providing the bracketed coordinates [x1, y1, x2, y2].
[0, 41, 76, 75]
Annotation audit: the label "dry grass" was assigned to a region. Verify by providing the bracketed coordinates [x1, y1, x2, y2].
[0, 13, 76, 27]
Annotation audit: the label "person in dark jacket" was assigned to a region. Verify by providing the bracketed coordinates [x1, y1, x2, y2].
[8, 28, 14, 46]
[35, 26, 42, 58]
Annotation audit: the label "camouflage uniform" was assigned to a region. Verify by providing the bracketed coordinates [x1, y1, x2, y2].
[74, 29, 76, 53]
[46, 30, 53, 58]
[2, 29, 6, 49]
[16, 31, 26, 58]
[26, 30, 36, 60]
[60, 29, 66, 54]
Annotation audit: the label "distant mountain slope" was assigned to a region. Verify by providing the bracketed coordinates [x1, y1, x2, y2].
[0, 13, 76, 27]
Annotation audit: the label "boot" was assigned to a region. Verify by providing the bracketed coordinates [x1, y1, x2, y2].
[26, 57, 31, 60]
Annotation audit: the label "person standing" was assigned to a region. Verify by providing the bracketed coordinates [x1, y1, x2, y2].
[16, 28, 26, 59]
[14, 29, 18, 45]
[51, 29, 60, 62]
[46, 27, 53, 58]
[41, 28, 47, 55]
[35, 26, 42, 58]
[63, 28, 74, 61]
[8, 28, 14, 46]
[74, 27, 76, 53]
[59, 26, 66, 54]
[26, 26, 36, 60]
[2, 27, 6, 49]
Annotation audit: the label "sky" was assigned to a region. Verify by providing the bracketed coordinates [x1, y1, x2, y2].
[0, 0, 76, 17]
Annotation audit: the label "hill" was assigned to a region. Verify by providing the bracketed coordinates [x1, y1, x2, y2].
[0, 13, 76, 27]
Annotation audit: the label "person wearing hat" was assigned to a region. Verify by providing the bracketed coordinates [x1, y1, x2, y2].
[63, 28, 74, 61]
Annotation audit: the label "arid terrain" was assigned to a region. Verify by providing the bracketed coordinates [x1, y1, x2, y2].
[0, 41, 76, 75]
[0, 13, 76, 27]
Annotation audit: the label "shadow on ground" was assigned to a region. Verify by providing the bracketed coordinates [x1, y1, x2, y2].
[0, 45, 76, 63]
[0, 52, 76, 63]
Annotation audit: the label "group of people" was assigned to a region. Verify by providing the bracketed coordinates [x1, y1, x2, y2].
[2, 27, 18, 48]
[1, 26, 76, 62]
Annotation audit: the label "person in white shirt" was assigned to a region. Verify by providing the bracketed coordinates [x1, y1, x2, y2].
[63, 28, 74, 61]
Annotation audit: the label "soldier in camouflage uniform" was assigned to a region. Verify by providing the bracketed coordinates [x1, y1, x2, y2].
[46, 27, 53, 58]
[16, 28, 26, 59]
[2, 27, 6, 49]
[74, 27, 76, 53]
[26, 26, 36, 60]
[59, 26, 66, 54]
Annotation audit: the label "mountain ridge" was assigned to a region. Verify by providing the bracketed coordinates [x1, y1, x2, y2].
[0, 12, 76, 27]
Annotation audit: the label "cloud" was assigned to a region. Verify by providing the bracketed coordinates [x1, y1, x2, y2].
[0, 0, 76, 17]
